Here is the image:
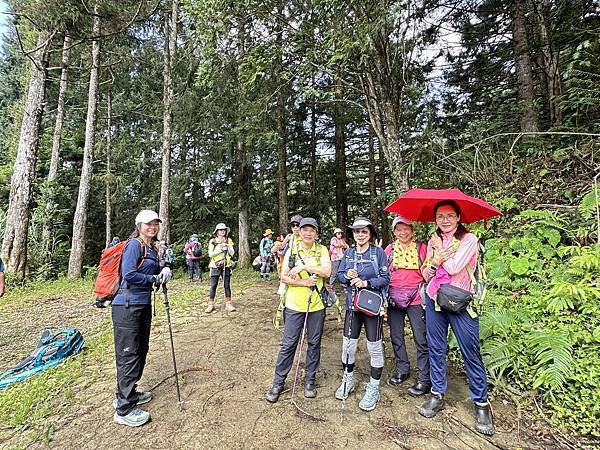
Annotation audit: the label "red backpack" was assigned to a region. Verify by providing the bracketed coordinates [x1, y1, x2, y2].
[94, 239, 146, 307]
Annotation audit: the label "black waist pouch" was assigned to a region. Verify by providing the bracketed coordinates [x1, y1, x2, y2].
[436, 284, 472, 314]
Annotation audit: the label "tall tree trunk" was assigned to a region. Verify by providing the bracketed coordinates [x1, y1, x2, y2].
[533, 0, 562, 127]
[276, 2, 288, 233]
[105, 91, 113, 246]
[159, 0, 178, 242]
[368, 127, 377, 228]
[1, 30, 51, 278]
[310, 73, 317, 207]
[236, 139, 251, 268]
[334, 75, 348, 228]
[378, 139, 390, 245]
[512, 0, 539, 132]
[42, 33, 71, 263]
[360, 72, 409, 195]
[68, 6, 101, 278]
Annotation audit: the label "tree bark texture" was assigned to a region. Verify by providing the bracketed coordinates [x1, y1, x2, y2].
[357, 9, 411, 196]
[159, 0, 178, 243]
[334, 76, 348, 228]
[1, 30, 50, 278]
[276, 3, 288, 234]
[368, 128, 378, 229]
[378, 139, 390, 245]
[533, 0, 562, 126]
[105, 91, 113, 247]
[310, 81, 317, 199]
[512, 0, 539, 132]
[68, 7, 101, 278]
[236, 139, 251, 268]
[42, 34, 71, 263]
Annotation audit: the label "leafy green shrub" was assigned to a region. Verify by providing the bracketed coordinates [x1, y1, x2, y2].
[478, 209, 600, 436]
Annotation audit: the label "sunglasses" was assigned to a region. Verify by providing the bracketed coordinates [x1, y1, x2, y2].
[291, 223, 300, 228]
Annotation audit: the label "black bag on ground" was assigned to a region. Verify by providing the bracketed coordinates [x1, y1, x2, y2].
[436, 284, 472, 314]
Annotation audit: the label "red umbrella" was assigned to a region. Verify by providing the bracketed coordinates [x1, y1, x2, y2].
[385, 188, 502, 224]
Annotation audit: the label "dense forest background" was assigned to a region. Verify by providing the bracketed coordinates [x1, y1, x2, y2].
[0, 0, 599, 439]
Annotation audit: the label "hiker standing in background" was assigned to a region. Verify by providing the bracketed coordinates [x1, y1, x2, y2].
[205, 223, 236, 313]
[259, 229, 274, 281]
[112, 210, 172, 427]
[0, 256, 5, 297]
[328, 227, 348, 289]
[384, 216, 431, 396]
[274, 215, 303, 329]
[184, 234, 203, 282]
[335, 217, 390, 412]
[266, 217, 331, 403]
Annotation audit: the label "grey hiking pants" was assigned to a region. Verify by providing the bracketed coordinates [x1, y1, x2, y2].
[112, 304, 152, 415]
[272, 308, 326, 387]
[387, 304, 430, 384]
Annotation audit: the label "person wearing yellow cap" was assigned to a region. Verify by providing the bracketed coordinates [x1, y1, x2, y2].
[259, 228, 275, 281]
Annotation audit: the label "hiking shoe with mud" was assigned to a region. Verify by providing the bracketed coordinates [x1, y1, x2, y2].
[304, 382, 317, 399]
[358, 382, 380, 411]
[113, 407, 150, 427]
[205, 302, 215, 313]
[225, 302, 236, 312]
[419, 392, 445, 418]
[335, 371, 355, 400]
[266, 384, 284, 403]
[474, 402, 495, 435]
[112, 391, 152, 409]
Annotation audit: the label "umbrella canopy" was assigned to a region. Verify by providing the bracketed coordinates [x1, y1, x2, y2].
[385, 188, 502, 224]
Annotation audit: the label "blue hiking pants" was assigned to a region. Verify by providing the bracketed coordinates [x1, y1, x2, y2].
[425, 294, 488, 403]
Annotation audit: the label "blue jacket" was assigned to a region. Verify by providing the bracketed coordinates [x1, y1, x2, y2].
[337, 244, 390, 309]
[112, 239, 159, 306]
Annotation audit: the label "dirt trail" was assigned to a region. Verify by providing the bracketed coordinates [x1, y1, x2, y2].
[5, 278, 551, 449]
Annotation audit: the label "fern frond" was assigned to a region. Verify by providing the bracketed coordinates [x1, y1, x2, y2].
[527, 330, 574, 391]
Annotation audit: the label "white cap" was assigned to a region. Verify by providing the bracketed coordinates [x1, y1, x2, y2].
[392, 215, 412, 229]
[333, 228, 343, 234]
[135, 209, 161, 226]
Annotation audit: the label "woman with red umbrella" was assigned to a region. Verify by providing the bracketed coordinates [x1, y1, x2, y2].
[418, 200, 495, 435]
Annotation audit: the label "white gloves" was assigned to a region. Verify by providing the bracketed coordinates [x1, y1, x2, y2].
[154, 267, 172, 286]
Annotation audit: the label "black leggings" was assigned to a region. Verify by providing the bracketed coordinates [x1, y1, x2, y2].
[343, 310, 384, 379]
[209, 267, 232, 299]
[343, 309, 383, 341]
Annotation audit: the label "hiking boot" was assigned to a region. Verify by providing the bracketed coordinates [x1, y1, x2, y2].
[205, 302, 215, 313]
[408, 381, 431, 397]
[266, 384, 284, 403]
[113, 407, 150, 427]
[419, 392, 445, 418]
[335, 371, 355, 400]
[225, 297, 235, 311]
[112, 391, 153, 409]
[359, 382, 380, 411]
[474, 402, 495, 435]
[388, 371, 410, 386]
[304, 382, 317, 399]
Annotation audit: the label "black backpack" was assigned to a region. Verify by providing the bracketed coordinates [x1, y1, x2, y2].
[192, 242, 202, 257]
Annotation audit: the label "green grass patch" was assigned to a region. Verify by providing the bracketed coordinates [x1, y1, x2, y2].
[0, 277, 93, 312]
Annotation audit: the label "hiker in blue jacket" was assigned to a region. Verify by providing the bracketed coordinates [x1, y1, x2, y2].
[111, 210, 172, 427]
[335, 217, 390, 411]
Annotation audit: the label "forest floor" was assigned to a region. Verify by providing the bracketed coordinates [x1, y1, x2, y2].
[0, 271, 571, 449]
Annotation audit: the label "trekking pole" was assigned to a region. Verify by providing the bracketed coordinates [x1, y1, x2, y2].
[290, 284, 316, 402]
[161, 284, 184, 411]
[341, 254, 358, 423]
[153, 289, 156, 317]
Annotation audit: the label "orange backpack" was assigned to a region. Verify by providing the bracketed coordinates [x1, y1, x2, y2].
[94, 239, 147, 307]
